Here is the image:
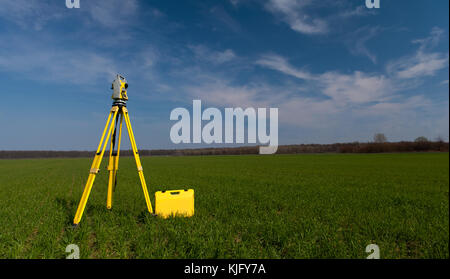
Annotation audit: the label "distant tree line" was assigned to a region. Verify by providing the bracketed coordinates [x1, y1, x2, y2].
[334, 141, 448, 153]
[0, 140, 448, 159]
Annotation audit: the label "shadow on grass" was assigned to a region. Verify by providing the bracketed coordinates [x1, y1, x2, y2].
[136, 210, 155, 225]
[55, 196, 156, 227]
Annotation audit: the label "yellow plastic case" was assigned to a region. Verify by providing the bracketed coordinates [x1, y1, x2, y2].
[155, 189, 194, 218]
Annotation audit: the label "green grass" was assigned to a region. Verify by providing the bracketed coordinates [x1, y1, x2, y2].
[0, 153, 448, 259]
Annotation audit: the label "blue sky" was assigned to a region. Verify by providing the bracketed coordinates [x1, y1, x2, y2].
[0, 0, 448, 150]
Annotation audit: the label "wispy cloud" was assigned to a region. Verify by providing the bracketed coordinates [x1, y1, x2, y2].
[180, 66, 447, 143]
[263, 0, 375, 35]
[0, 0, 140, 30]
[335, 6, 372, 18]
[389, 52, 449, 79]
[346, 26, 380, 64]
[358, 95, 431, 117]
[182, 74, 342, 130]
[85, 0, 139, 28]
[251, 26, 448, 140]
[0, 0, 64, 30]
[319, 71, 392, 104]
[387, 27, 449, 80]
[264, 0, 328, 34]
[256, 53, 392, 104]
[186, 80, 262, 108]
[229, 0, 241, 8]
[413, 26, 445, 51]
[0, 1, 447, 147]
[208, 5, 242, 33]
[0, 34, 117, 85]
[189, 45, 237, 64]
[256, 54, 316, 80]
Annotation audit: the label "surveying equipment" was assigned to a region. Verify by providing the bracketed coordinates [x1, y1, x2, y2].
[73, 74, 195, 225]
[73, 74, 153, 226]
[111, 74, 128, 101]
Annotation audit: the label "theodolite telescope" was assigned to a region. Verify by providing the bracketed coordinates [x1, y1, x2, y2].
[111, 74, 129, 106]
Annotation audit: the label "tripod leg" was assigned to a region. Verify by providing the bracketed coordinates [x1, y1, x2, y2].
[122, 107, 154, 214]
[114, 113, 124, 192]
[73, 107, 119, 225]
[106, 113, 118, 209]
[107, 111, 123, 209]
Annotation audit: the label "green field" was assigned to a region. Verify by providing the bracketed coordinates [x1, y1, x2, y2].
[0, 153, 448, 259]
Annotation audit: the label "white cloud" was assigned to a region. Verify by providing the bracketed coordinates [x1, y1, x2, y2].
[256, 54, 316, 80]
[133, 47, 159, 69]
[183, 76, 341, 130]
[0, 5, 447, 146]
[387, 27, 449, 80]
[216, 49, 237, 63]
[319, 71, 392, 104]
[85, 0, 138, 27]
[353, 95, 449, 141]
[412, 26, 445, 51]
[209, 5, 242, 33]
[255, 28, 448, 108]
[189, 45, 237, 64]
[0, 35, 117, 85]
[251, 46, 448, 141]
[265, 0, 328, 34]
[180, 71, 447, 143]
[278, 97, 340, 128]
[186, 81, 261, 108]
[256, 54, 392, 104]
[388, 52, 449, 79]
[229, 0, 241, 7]
[336, 6, 371, 18]
[346, 26, 379, 64]
[357, 95, 431, 116]
[0, 0, 140, 30]
[0, 0, 64, 30]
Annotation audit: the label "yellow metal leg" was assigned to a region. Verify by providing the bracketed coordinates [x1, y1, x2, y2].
[114, 113, 124, 191]
[107, 111, 123, 209]
[73, 107, 119, 225]
[123, 108, 154, 214]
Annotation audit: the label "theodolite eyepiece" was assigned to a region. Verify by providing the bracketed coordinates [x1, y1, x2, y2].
[111, 74, 128, 101]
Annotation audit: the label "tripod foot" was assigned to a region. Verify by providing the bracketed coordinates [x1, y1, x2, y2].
[72, 223, 79, 229]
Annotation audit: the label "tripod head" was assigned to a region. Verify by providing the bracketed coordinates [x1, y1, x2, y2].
[111, 74, 129, 104]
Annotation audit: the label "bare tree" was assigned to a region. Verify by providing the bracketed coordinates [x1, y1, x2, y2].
[373, 133, 387, 143]
[435, 135, 444, 143]
[414, 136, 429, 142]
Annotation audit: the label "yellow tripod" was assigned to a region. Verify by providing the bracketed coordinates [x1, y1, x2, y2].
[73, 75, 153, 226]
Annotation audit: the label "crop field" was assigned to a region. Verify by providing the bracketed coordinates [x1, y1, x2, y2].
[0, 153, 448, 259]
